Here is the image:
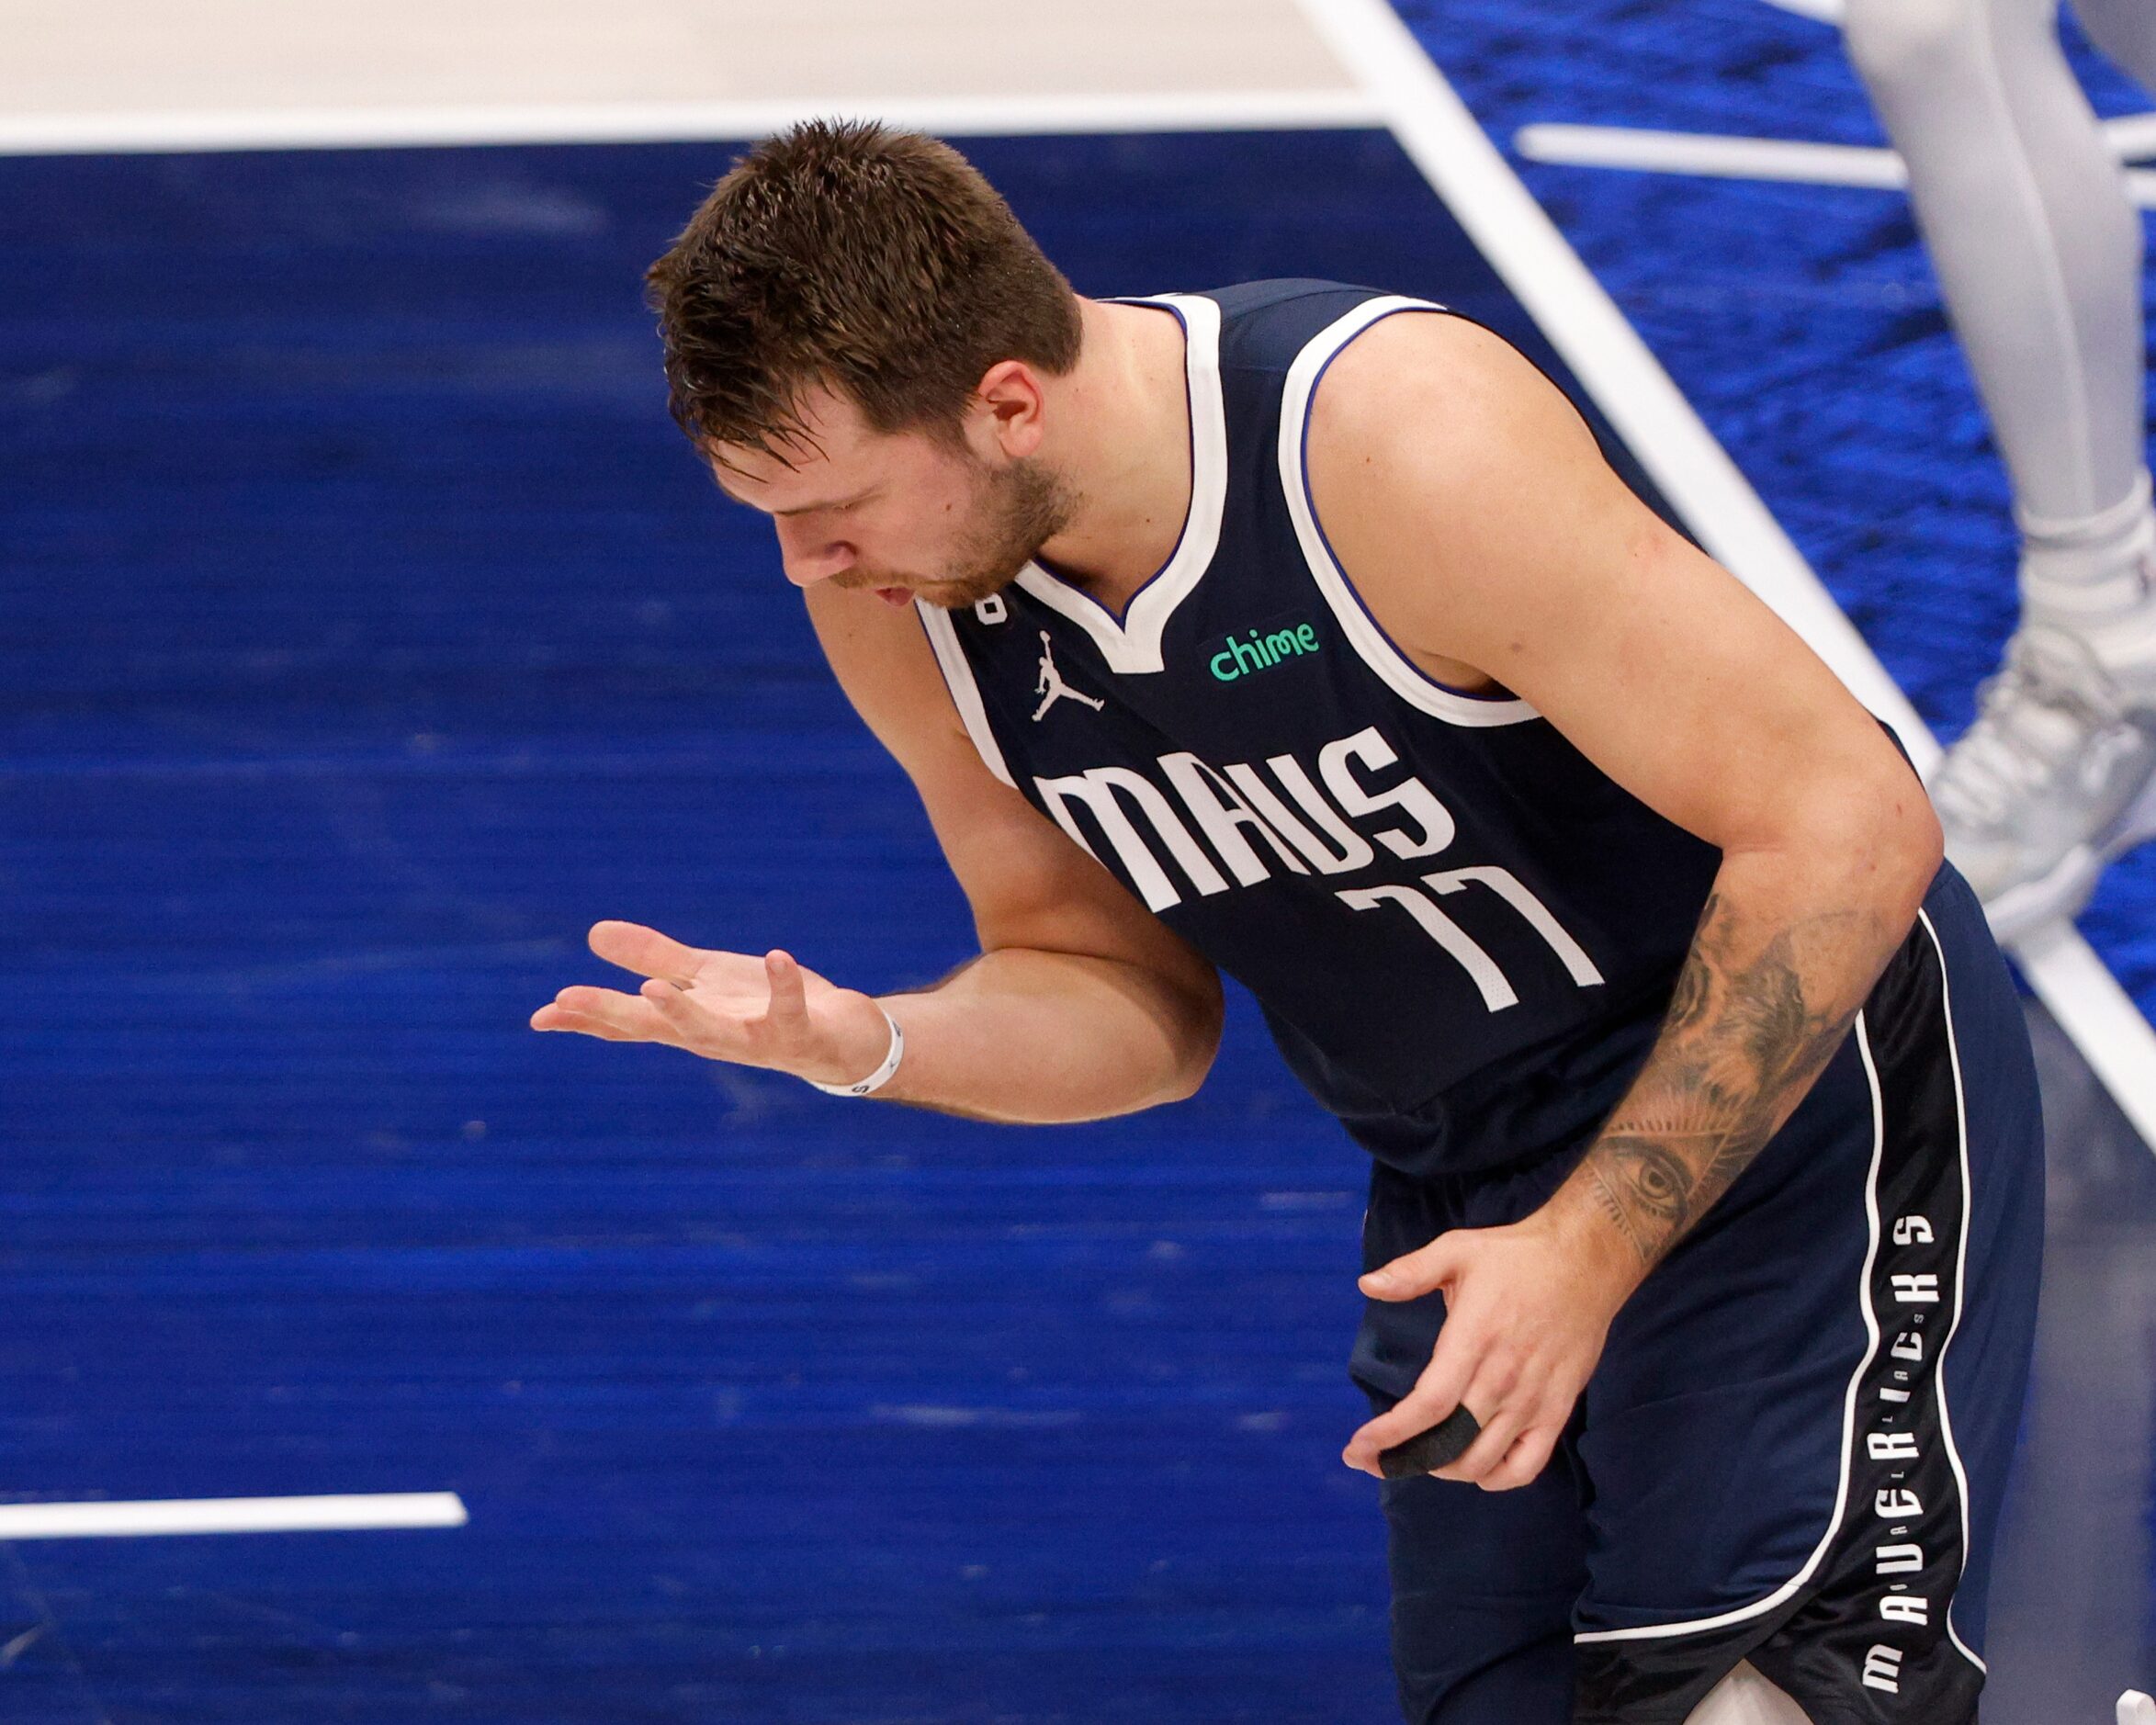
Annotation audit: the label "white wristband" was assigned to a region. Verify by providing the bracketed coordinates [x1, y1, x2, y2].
[806, 1006, 904, 1098]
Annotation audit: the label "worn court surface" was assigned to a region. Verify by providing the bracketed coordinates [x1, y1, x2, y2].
[2, 16, 2153, 1725]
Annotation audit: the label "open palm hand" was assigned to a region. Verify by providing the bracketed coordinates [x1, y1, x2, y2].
[531, 920, 893, 1088]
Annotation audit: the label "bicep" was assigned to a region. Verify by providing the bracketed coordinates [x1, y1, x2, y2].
[1310, 318, 1930, 857]
[1476, 463, 1894, 852]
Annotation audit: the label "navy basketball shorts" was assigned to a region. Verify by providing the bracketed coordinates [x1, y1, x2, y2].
[1352, 869, 2044, 1724]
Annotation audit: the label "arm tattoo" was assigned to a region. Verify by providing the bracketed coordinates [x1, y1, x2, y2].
[1579, 891, 1880, 1268]
[1662, 922, 1713, 1033]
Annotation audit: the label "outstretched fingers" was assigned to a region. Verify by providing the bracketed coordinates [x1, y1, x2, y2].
[636, 976, 711, 1049]
[533, 984, 683, 1045]
[587, 919, 703, 985]
[624, 952, 818, 1064]
[531, 1004, 638, 1040]
[534, 948, 833, 1071]
[761, 951, 810, 1030]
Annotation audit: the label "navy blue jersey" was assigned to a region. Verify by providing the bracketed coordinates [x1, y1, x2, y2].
[917, 280, 1723, 1177]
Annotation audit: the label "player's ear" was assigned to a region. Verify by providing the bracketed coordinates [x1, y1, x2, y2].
[971, 360, 1047, 459]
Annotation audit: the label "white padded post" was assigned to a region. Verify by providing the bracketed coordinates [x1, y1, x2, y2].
[2118, 1691, 2156, 1725]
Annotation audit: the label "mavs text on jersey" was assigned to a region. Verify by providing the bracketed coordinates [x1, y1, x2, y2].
[914, 282, 2044, 1725]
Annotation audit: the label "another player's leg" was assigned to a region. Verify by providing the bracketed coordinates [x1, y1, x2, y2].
[1842, 0, 2156, 936]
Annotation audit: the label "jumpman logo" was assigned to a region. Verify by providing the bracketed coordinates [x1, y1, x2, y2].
[1033, 630, 1105, 721]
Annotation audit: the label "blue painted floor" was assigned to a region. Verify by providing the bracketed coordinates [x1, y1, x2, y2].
[0, 84, 2150, 1725]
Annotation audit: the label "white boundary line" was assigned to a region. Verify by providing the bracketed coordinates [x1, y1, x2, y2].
[0, 1493, 468, 1540]
[1514, 121, 2156, 207]
[0, 89, 1383, 158]
[1519, 125, 1908, 187]
[1755, 0, 1846, 22]
[1295, 0, 2156, 1150]
[2113, 113, 2156, 163]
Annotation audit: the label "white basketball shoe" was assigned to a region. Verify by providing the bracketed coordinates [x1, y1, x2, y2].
[1929, 614, 2156, 943]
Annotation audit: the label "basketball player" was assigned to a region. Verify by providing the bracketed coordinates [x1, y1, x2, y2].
[1842, 0, 2156, 938]
[534, 125, 2044, 1723]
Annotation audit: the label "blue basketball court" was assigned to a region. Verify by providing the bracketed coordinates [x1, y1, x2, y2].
[1, 3, 2151, 1719]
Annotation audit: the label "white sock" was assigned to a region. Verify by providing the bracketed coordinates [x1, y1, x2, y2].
[2018, 474, 2156, 668]
[2017, 472, 2156, 612]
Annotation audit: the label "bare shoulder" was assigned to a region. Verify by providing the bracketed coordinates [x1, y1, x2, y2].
[1304, 309, 1654, 684]
[1306, 310, 1605, 523]
[1302, 308, 1917, 859]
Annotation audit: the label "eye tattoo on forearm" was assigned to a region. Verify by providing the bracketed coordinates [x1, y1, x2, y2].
[1583, 894, 1879, 1267]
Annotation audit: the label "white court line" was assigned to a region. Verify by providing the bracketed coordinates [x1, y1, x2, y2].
[2114, 113, 2156, 163]
[0, 89, 1382, 158]
[1297, 0, 2156, 1151]
[0, 1493, 468, 1540]
[1514, 122, 2156, 206]
[1519, 124, 1906, 187]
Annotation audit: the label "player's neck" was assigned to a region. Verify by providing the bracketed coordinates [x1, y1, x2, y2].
[1030, 298, 1194, 614]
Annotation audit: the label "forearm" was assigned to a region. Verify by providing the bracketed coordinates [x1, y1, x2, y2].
[874, 945, 1222, 1124]
[1541, 833, 1936, 1282]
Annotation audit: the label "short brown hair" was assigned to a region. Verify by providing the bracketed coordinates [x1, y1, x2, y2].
[646, 121, 1084, 465]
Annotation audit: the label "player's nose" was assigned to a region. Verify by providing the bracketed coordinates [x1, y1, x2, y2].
[773, 518, 855, 588]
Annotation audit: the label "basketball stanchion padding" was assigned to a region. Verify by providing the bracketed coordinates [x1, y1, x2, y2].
[1377, 1406, 1482, 1479]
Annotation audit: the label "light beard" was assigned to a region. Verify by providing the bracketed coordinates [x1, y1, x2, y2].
[909, 457, 1078, 610]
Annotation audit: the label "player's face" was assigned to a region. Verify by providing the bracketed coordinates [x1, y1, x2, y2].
[712, 385, 1072, 611]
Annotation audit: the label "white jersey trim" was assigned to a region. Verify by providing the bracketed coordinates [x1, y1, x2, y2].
[1573, 1007, 1888, 1646]
[1917, 907, 1989, 1677]
[1278, 296, 1540, 728]
[913, 600, 1016, 788]
[1014, 293, 1227, 676]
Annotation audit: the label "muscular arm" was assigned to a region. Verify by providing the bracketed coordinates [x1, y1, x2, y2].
[1311, 314, 1941, 1291]
[533, 565, 1219, 1120]
[803, 581, 1224, 1123]
[1562, 889, 1878, 1271]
